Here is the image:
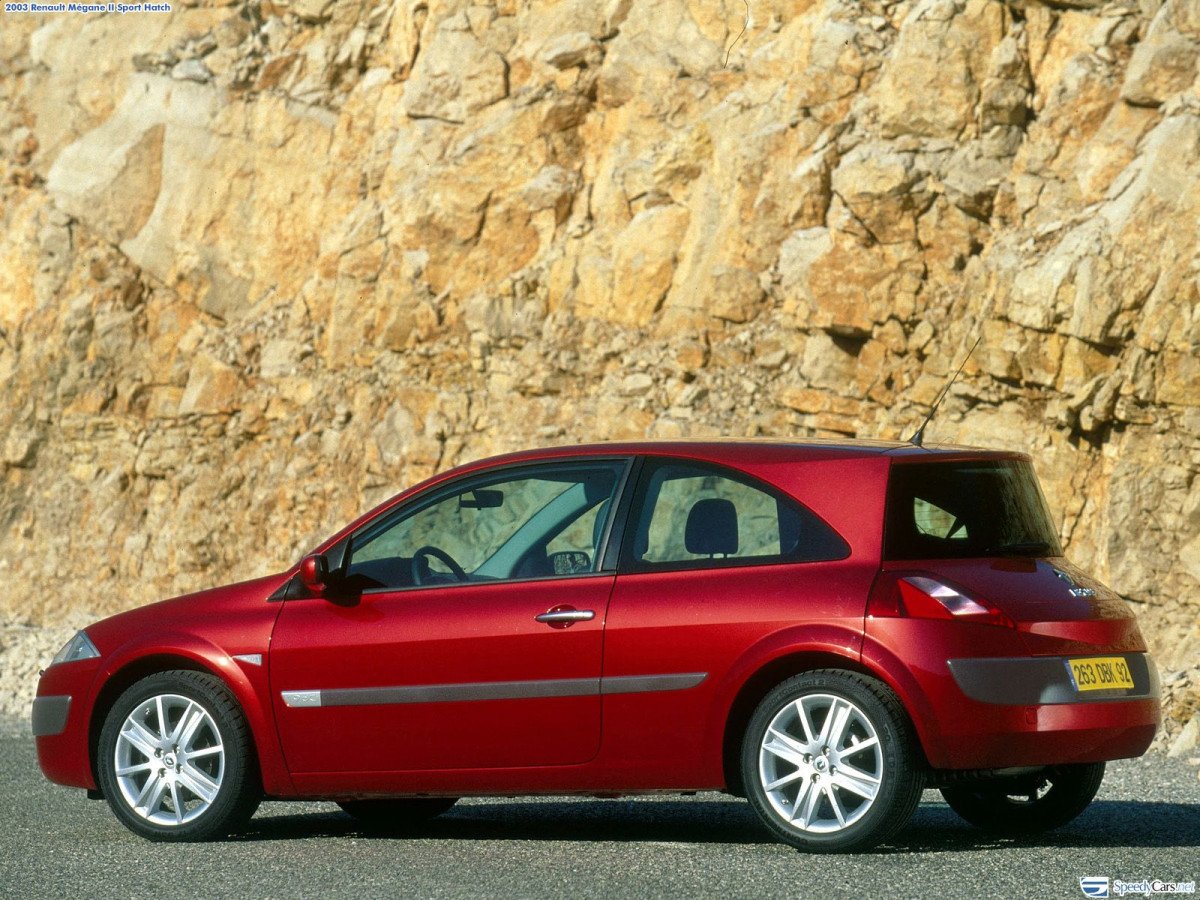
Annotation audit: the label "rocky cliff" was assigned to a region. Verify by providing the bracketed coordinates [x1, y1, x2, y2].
[0, 0, 1197, 744]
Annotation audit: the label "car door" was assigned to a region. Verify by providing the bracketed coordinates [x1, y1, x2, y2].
[270, 459, 629, 775]
[599, 458, 863, 785]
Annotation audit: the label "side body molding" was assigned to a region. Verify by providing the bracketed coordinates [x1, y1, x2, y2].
[281, 673, 708, 708]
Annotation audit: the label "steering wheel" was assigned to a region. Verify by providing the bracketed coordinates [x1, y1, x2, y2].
[410, 545, 468, 585]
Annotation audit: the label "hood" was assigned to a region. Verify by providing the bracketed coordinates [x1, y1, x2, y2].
[85, 572, 290, 655]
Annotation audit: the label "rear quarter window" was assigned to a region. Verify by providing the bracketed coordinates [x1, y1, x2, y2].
[623, 460, 850, 572]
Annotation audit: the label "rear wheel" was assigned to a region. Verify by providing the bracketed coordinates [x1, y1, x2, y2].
[97, 670, 260, 841]
[337, 798, 458, 830]
[940, 762, 1105, 833]
[741, 670, 924, 853]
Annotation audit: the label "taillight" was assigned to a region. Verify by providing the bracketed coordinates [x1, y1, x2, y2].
[871, 575, 1015, 628]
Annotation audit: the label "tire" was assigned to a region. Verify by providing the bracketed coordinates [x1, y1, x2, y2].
[741, 670, 924, 853]
[97, 670, 261, 841]
[940, 762, 1105, 834]
[337, 798, 458, 830]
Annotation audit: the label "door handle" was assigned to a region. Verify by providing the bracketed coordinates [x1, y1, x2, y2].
[535, 609, 595, 625]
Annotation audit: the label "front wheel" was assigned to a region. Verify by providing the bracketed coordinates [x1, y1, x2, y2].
[940, 762, 1105, 834]
[741, 670, 924, 853]
[97, 670, 260, 841]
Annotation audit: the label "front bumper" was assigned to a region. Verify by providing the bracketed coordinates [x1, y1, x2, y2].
[33, 658, 102, 790]
[31, 695, 71, 736]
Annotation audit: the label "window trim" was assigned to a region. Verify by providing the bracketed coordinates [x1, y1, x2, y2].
[358, 569, 617, 596]
[617, 457, 850, 575]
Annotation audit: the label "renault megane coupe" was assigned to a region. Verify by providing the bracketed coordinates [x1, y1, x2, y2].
[33, 440, 1160, 851]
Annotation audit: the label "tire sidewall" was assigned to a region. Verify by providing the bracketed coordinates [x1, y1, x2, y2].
[97, 670, 256, 841]
[741, 670, 920, 853]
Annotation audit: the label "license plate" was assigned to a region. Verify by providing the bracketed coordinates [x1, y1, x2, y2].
[1065, 656, 1134, 692]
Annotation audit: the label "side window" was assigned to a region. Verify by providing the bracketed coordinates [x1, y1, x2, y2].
[546, 500, 609, 562]
[344, 462, 626, 590]
[623, 461, 848, 572]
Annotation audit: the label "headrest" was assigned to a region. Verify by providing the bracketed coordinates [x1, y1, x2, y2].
[685, 498, 738, 557]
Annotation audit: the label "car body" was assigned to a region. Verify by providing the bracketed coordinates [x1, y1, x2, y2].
[33, 440, 1161, 850]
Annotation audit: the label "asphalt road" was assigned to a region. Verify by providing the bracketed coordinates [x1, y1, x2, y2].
[2, 730, 1197, 900]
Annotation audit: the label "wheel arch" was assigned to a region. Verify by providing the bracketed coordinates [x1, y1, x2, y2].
[87, 654, 215, 790]
[719, 651, 930, 797]
[86, 642, 294, 797]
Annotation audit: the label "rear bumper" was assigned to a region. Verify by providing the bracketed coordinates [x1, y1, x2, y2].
[862, 619, 1162, 770]
[936, 653, 1160, 769]
[948, 653, 1158, 705]
[934, 696, 1160, 769]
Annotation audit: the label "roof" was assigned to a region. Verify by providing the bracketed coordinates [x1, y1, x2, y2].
[451, 438, 1024, 468]
[315, 437, 1030, 555]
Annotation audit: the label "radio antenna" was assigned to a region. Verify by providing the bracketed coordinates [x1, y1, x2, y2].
[907, 335, 981, 447]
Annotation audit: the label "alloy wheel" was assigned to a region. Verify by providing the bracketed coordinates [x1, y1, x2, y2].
[758, 692, 884, 833]
[741, 670, 923, 852]
[113, 693, 226, 826]
[98, 670, 259, 841]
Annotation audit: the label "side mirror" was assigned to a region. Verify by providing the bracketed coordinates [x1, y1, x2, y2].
[299, 554, 329, 593]
[548, 550, 591, 576]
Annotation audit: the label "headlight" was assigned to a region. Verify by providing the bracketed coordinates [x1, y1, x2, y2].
[50, 631, 101, 666]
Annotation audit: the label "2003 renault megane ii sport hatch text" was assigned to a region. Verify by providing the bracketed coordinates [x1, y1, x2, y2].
[33, 440, 1160, 852]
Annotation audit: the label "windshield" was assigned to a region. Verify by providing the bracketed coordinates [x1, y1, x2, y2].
[883, 459, 1063, 560]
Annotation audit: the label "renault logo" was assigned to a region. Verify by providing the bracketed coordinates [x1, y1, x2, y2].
[1053, 567, 1095, 598]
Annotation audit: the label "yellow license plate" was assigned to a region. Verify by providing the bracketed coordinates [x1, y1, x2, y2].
[1066, 657, 1134, 692]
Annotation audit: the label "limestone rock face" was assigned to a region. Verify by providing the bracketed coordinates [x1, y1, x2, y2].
[872, 0, 1008, 139]
[1121, 0, 1200, 107]
[403, 13, 509, 123]
[1, 0, 1198, 734]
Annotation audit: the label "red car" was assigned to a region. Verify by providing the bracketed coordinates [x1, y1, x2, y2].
[32, 440, 1160, 851]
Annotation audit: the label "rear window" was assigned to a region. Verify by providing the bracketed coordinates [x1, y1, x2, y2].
[884, 460, 1063, 560]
